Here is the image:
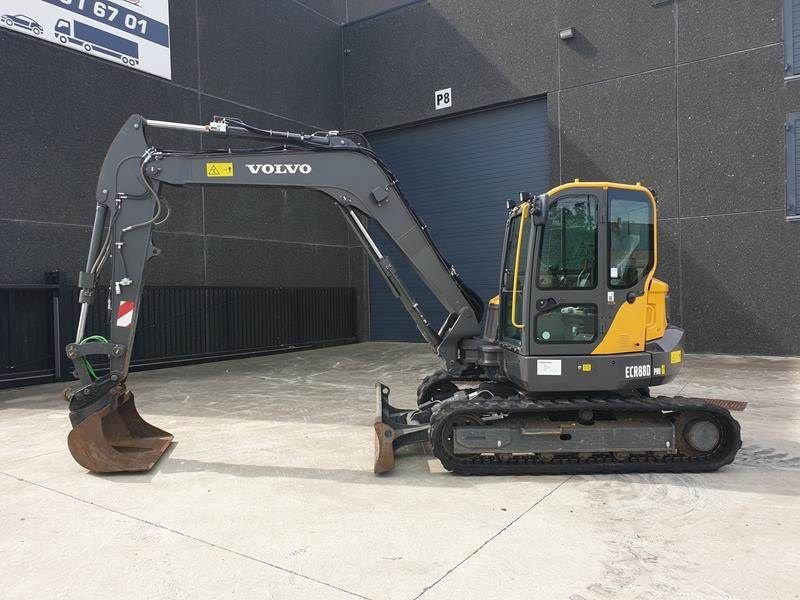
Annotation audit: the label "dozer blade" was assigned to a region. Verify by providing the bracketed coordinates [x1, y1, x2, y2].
[67, 390, 172, 473]
[374, 384, 397, 474]
[373, 382, 430, 474]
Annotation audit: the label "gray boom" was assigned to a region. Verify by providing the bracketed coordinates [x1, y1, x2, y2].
[70, 115, 483, 392]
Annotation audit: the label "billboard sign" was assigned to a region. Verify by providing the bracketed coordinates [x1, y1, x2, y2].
[0, 0, 171, 79]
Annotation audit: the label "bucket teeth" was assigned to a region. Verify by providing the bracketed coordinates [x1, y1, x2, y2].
[67, 391, 172, 473]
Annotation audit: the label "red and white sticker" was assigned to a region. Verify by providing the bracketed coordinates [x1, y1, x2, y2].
[116, 300, 135, 328]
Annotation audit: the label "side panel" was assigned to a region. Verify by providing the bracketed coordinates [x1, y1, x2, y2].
[502, 326, 683, 393]
[645, 277, 669, 342]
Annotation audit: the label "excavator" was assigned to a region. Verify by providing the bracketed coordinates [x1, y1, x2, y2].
[63, 114, 745, 476]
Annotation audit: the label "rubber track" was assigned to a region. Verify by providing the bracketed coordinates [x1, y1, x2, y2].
[430, 394, 742, 475]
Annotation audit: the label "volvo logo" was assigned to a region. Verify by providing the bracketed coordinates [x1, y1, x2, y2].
[246, 163, 312, 175]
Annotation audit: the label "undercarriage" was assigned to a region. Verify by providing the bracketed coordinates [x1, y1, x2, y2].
[375, 380, 744, 475]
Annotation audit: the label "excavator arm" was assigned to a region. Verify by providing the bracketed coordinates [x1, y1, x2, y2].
[65, 114, 486, 473]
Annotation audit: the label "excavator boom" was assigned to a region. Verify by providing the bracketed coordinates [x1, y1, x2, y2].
[65, 115, 485, 472]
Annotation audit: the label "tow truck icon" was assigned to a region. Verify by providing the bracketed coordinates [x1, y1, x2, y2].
[54, 18, 140, 67]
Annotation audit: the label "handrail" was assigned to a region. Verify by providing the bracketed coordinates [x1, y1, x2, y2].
[511, 203, 529, 329]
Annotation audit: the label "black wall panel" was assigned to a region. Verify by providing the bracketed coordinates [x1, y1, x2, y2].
[558, 69, 678, 218]
[343, 0, 557, 130]
[346, 0, 420, 22]
[681, 212, 800, 355]
[556, 0, 676, 89]
[301, 0, 347, 23]
[198, 0, 342, 127]
[679, 0, 781, 63]
[677, 45, 787, 217]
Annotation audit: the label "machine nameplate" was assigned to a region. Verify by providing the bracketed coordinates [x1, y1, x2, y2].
[537, 359, 561, 376]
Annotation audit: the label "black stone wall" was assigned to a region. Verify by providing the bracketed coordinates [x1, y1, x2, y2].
[343, 0, 800, 355]
[0, 0, 369, 341]
[3, 1, 798, 355]
[289, 1, 420, 25]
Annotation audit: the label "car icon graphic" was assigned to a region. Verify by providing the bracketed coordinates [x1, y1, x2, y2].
[1, 14, 43, 35]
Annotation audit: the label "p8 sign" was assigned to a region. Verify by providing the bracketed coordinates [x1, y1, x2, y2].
[434, 87, 452, 110]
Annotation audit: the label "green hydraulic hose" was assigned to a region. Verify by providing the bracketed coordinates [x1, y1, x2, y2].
[79, 335, 109, 380]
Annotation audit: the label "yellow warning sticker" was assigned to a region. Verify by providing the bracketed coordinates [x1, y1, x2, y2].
[206, 162, 234, 177]
[670, 350, 682, 364]
[577, 363, 592, 373]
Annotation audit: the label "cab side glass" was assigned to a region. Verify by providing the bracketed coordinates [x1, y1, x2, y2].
[608, 189, 654, 289]
[536, 195, 598, 290]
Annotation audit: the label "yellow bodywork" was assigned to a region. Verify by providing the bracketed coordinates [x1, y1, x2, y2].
[541, 181, 669, 355]
[591, 277, 669, 354]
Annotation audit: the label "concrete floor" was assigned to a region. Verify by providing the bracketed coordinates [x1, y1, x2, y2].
[1, 342, 799, 600]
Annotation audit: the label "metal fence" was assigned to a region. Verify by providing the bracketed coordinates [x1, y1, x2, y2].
[0, 273, 357, 387]
[0, 283, 62, 386]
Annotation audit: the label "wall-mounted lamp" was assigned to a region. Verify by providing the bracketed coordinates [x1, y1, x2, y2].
[559, 27, 575, 40]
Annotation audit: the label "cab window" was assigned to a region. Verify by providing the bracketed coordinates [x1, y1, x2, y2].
[536, 195, 598, 290]
[608, 189, 654, 289]
[535, 304, 598, 343]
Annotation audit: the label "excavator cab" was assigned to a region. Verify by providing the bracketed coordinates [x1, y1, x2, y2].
[493, 181, 676, 388]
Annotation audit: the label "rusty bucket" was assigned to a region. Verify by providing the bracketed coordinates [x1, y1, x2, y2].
[67, 390, 173, 473]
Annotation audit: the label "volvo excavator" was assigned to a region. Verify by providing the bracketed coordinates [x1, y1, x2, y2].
[63, 114, 745, 476]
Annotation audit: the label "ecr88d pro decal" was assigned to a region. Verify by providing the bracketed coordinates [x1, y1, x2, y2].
[625, 364, 651, 379]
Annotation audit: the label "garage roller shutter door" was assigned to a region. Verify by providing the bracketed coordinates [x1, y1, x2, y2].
[367, 99, 550, 341]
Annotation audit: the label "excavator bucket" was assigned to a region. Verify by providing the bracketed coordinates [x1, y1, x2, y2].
[373, 383, 429, 474]
[67, 390, 172, 473]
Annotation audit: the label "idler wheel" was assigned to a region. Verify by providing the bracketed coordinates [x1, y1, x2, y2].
[684, 419, 721, 453]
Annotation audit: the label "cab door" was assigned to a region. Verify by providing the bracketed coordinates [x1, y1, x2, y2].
[497, 204, 532, 351]
[528, 189, 604, 356]
[591, 187, 657, 354]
